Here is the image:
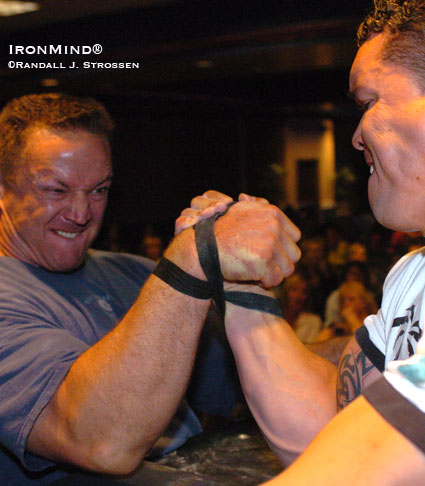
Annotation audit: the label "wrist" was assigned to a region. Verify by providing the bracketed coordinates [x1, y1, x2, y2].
[164, 228, 207, 281]
[223, 281, 275, 297]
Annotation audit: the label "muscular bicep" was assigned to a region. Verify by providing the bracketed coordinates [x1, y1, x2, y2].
[336, 336, 382, 410]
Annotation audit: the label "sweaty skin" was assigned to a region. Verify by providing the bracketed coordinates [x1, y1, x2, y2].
[350, 33, 425, 234]
[0, 128, 112, 272]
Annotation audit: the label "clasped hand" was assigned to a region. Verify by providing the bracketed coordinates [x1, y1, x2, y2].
[175, 190, 302, 288]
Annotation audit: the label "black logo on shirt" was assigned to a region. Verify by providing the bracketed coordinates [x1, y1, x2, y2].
[392, 305, 422, 360]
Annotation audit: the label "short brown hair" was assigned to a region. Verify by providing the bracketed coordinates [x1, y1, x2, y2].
[0, 93, 114, 182]
[357, 1, 425, 88]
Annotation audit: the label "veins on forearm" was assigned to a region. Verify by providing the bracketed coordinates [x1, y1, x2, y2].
[336, 348, 375, 410]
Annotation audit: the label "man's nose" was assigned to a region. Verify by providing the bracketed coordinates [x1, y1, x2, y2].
[352, 120, 364, 151]
[64, 192, 91, 225]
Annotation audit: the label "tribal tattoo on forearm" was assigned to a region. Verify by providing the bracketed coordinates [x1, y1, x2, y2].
[336, 347, 375, 410]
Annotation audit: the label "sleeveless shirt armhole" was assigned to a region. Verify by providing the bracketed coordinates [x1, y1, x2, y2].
[355, 326, 386, 372]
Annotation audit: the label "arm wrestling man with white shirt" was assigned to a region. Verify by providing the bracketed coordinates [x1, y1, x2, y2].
[177, 1, 425, 483]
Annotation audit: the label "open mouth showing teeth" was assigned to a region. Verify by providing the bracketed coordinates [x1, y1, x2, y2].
[370, 165, 375, 175]
[56, 230, 79, 239]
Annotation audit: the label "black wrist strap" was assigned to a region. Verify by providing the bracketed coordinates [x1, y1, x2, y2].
[195, 220, 224, 314]
[153, 257, 283, 317]
[153, 257, 212, 299]
[224, 291, 283, 317]
[154, 201, 283, 318]
[194, 201, 238, 315]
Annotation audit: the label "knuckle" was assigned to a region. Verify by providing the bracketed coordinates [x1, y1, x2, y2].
[294, 246, 302, 262]
[268, 218, 281, 234]
[201, 207, 215, 218]
[282, 260, 295, 277]
[181, 208, 194, 216]
[268, 204, 280, 215]
[264, 266, 283, 287]
[190, 196, 200, 207]
[264, 205, 281, 224]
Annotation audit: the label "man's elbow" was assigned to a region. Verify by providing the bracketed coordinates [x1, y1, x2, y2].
[266, 437, 303, 467]
[71, 439, 153, 476]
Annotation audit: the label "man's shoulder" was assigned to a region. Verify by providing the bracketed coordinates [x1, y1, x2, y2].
[0, 256, 28, 268]
[0, 258, 53, 306]
[384, 247, 425, 290]
[0, 256, 36, 280]
[0, 252, 156, 288]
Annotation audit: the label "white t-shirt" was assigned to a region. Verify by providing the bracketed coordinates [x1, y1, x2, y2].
[356, 248, 425, 371]
[360, 249, 425, 453]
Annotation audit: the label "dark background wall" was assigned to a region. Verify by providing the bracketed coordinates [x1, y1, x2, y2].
[0, 0, 374, 249]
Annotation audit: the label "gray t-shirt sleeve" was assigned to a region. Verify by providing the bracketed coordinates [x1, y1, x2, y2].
[0, 315, 88, 471]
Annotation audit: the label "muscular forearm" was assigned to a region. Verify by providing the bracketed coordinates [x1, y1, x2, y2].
[262, 396, 425, 486]
[28, 229, 210, 474]
[225, 290, 337, 465]
[28, 198, 302, 474]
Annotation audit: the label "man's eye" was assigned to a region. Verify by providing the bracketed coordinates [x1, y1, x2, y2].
[358, 100, 374, 112]
[44, 187, 65, 194]
[91, 186, 110, 196]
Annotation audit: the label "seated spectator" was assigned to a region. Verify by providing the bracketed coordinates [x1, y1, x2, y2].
[277, 273, 322, 344]
[324, 261, 377, 328]
[318, 281, 377, 341]
[347, 241, 368, 263]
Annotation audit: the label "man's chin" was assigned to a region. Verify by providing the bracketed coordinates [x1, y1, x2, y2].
[374, 211, 421, 234]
